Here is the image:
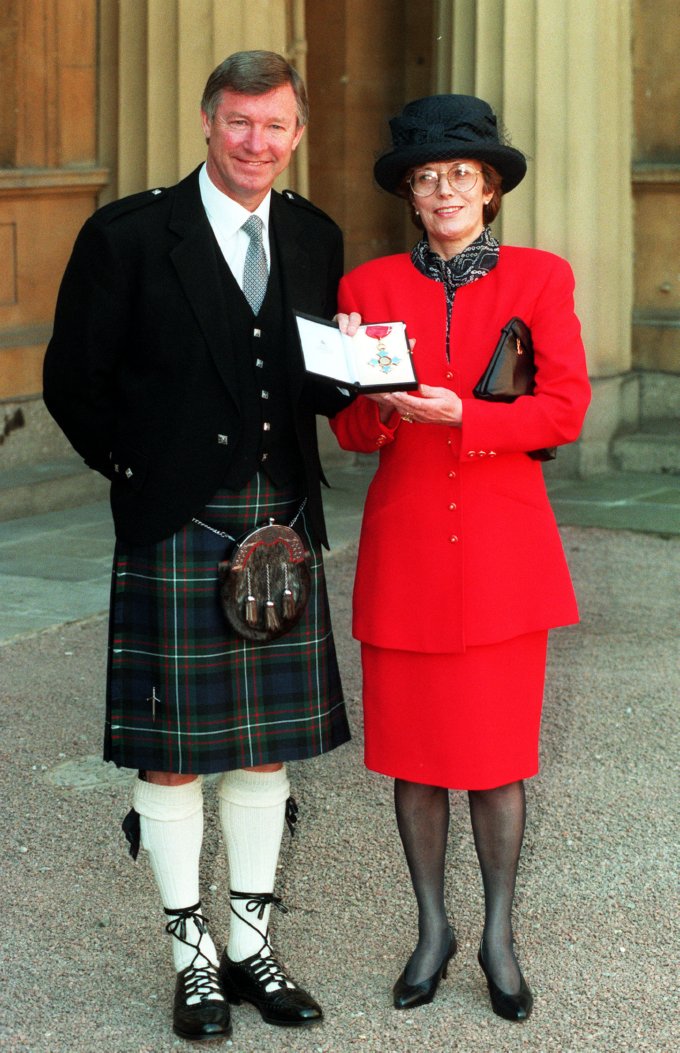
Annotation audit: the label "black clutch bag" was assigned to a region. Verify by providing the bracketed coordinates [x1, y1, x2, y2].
[473, 317, 556, 462]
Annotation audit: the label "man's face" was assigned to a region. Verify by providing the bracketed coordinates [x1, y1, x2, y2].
[201, 84, 305, 210]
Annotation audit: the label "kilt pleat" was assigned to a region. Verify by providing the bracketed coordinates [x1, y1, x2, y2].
[104, 475, 349, 773]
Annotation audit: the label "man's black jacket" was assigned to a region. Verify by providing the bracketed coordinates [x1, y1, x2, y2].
[43, 167, 350, 546]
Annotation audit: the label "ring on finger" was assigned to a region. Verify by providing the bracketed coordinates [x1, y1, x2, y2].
[401, 412, 414, 424]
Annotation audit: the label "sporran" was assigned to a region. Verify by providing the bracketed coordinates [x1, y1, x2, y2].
[193, 504, 311, 642]
[218, 520, 311, 641]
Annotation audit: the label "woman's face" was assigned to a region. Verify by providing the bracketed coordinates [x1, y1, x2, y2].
[409, 158, 493, 258]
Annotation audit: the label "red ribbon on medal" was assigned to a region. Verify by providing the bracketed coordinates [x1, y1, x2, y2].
[365, 325, 393, 341]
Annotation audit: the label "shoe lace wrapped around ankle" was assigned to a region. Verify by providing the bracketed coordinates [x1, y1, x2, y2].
[229, 891, 294, 991]
[164, 902, 209, 953]
[230, 890, 289, 924]
[164, 902, 224, 1003]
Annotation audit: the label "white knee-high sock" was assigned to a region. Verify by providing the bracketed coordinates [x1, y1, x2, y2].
[133, 777, 218, 974]
[217, 766, 290, 962]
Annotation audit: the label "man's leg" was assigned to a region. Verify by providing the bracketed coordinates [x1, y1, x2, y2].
[134, 772, 231, 1041]
[216, 763, 322, 1026]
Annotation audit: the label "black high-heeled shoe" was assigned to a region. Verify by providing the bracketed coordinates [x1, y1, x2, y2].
[477, 939, 533, 1021]
[393, 929, 457, 1010]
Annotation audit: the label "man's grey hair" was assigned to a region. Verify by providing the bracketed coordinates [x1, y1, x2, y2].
[201, 50, 309, 126]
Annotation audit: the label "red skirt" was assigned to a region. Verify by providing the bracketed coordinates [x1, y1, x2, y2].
[361, 631, 548, 790]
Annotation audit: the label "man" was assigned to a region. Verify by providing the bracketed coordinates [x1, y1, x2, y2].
[44, 51, 354, 1043]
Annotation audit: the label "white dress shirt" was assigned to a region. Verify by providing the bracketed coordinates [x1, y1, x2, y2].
[198, 163, 271, 289]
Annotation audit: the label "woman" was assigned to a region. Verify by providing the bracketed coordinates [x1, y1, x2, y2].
[331, 95, 590, 1021]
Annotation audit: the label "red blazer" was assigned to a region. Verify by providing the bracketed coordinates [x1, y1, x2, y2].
[331, 246, 591, 653]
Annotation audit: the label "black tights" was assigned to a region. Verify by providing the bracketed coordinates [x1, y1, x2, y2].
[394, 780, 451, 984]
[394, 778, 526, 992]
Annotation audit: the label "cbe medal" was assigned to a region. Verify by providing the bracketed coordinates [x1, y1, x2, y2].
[366, 324, 401, 375]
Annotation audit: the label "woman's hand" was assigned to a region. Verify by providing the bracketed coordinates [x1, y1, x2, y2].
[385, 384, 463, 427]
[335, 312, 394, 421]
[364, 391, 397, 423]
[334, 311, 362, 337]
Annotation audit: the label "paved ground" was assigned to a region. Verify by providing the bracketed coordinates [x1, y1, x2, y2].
[0, 461, 678, 1052]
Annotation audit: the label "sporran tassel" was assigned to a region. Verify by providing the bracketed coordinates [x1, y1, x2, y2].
[244, 568, 258, 627]
[282, 563, 295, 620]
[265, 564, 281, 632]
[282, 589, 295, 621]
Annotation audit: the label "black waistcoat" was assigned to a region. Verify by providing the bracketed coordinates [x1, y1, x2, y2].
[212, 233, 304, 492]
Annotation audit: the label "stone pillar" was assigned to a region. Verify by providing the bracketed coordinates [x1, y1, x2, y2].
[305, 0, 435, 272]
[631, 0, 680, 377]
[98, 0, 304, 202]
[435, 0, 634, 474]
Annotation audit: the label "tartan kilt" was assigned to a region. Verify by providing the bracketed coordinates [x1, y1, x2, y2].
[104, 475, 349, 773]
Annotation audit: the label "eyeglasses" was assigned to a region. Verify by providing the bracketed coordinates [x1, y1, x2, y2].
[409, 163, 482, 197]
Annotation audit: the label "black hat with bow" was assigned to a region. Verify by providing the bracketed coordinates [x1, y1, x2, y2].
[374, 94, 527, 195]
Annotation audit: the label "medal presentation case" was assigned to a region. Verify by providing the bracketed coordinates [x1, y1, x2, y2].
[294, 312, 417, 393]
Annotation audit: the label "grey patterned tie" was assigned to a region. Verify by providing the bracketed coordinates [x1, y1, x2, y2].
[241, 214, 268, 314]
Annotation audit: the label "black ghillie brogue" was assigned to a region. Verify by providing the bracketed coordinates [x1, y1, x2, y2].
[165, 903, 232, 1042]
[219, 891, 322, 1026]
[220, 949, 322, 1026]
[172, 963, 232, 1041]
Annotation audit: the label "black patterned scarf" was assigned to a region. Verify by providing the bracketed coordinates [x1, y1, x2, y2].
[411, 226, 500, 359]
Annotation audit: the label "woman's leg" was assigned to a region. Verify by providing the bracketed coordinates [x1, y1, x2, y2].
[467, 779, 526, 994]
[394, 779, 452, 984]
